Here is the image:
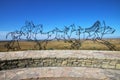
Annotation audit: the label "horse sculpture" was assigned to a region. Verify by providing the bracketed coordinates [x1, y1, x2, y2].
[98, 26, 116, 39]
[76, 26, 84, 40]
[84, 20, 101, 40]
[20, 21, 35, 40]
[32, 24, 43, 40]
[5, 30, 25, 51]
[5, 20, 116, 51]
[97, 21, 116, 39]
[6, 30, 25, 40]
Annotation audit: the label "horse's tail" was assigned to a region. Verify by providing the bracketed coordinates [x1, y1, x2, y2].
[6, 32, 11, 39]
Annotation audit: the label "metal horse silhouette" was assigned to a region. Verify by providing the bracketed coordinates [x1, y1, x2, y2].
[5, 20, 116, 51]
[5, 30, 25, 51]
[83, 21, 101, 40]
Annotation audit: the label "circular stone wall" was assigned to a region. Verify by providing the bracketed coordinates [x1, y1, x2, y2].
[0, 50, 120, 80]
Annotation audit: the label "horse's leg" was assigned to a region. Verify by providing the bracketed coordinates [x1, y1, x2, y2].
[100, 33, 104, 39]
[10, 40, 15, 51]
[26, 33, 29, 40]
[43, 40, 48, 50]
[93, 33, 96, 41]
[34, 33, 37, 40]
[86, 32, 90, 40]
[6, 42, 11, 51]
[83, 32, 85, 40]
[78, 32, 81, 40]
[17, 40, 21, 50]
[18, 35, 21, 40]
[10, 40, 14, 47]
[96, 32, 100, 39]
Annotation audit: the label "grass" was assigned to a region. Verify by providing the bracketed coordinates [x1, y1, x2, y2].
[0, 38, 120, 52]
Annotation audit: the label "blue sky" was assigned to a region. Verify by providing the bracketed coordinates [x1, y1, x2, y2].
[0, 0, 120, 40]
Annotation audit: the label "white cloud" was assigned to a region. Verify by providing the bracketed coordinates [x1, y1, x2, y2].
[0, 31, 9, 40]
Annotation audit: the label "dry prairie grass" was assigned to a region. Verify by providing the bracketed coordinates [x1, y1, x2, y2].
[0, 38, 120, 52]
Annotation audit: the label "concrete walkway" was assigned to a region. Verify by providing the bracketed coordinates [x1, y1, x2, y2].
[0, 50, 120, 60]
[0, 50, 120, 80]
[1, 67, 120, 80]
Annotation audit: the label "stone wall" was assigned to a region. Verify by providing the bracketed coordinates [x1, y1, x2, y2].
[1, 57, 120, 70]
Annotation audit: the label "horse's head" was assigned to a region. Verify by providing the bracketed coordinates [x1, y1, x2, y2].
[19, 30, 26, 36]
[78, 26, 84, 31]
[63, 26, 70, 34]
[25, 21, 35, 28]
[104, 26, 115, 34]
[64, 26, 69, 31]
[69, 24, 76, 32]
[54, 27, 60, 32]
[37, 24, 43, 33]
[76, 26, 84, 35]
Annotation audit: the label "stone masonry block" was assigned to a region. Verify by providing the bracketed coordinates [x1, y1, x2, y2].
[116, 64, 120, 69]
[109, 60, 117, 66]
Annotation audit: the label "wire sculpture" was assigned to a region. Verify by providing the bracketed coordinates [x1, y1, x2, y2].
[84, 20, 101, 40]
[5, 30, 25, 51]
[98, 21, 116, 39]
[20, 21, 36, 40]
[5, 20, 116, 51]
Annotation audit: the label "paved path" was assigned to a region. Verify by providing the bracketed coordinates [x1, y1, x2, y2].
[0, 50, 120, 60]
[1, 67, 120, 80]
[0, 50, 120, 80]
[22, 77, 101, 80]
